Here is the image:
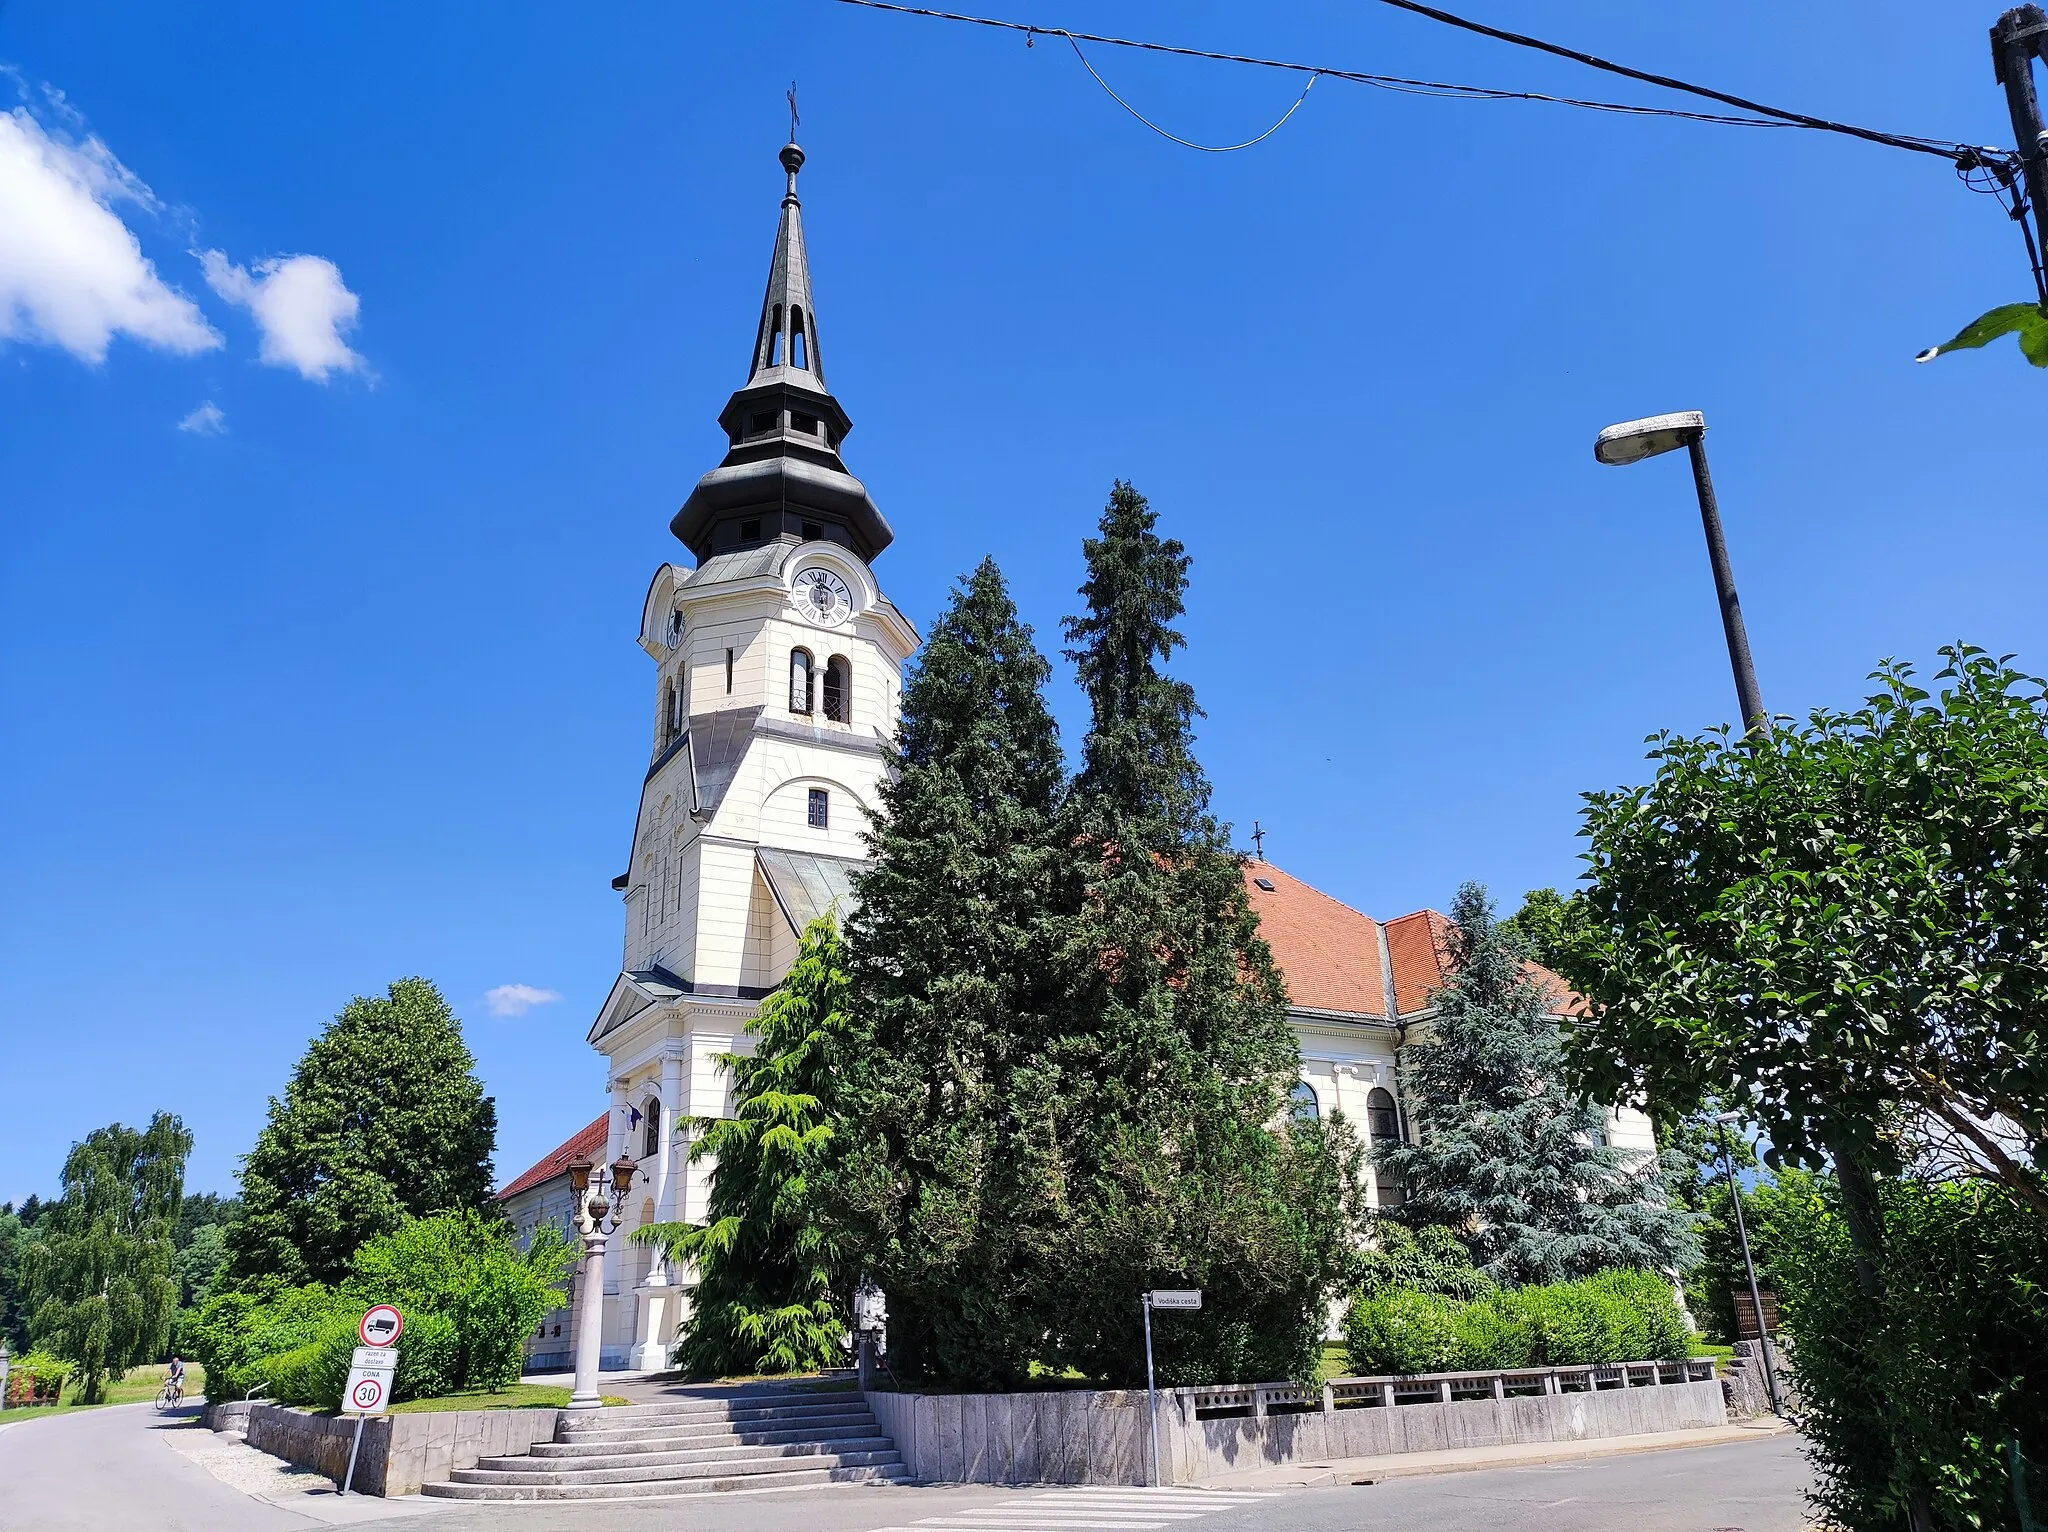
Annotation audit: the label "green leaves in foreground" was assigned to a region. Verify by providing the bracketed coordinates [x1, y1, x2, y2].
[1915, 302, 2048, 367]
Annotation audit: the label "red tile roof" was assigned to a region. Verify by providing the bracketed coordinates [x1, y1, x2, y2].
[498, 1113, 607, 1202]
[1242, 861, 1388, 1016]
[1248, 863, 1584, 1020]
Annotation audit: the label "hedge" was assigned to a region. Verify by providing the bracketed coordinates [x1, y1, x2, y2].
[1343, 1268, 1691, 1373]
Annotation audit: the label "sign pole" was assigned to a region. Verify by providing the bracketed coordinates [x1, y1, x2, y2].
[1141, 1293, 1159, 1488]
[340, 1414, 366, 1496]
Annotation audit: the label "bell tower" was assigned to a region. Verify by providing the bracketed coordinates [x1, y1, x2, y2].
[580, 135, 918, 1369]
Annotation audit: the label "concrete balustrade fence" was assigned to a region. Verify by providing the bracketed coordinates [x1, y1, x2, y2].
[867, 1358, 1725, 1485]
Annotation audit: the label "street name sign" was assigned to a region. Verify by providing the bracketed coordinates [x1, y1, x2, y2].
[1147, 1289, 1202, 1310]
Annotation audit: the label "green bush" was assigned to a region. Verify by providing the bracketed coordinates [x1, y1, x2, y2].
[189, 1211, 571, 1408]
[1774, 1179, 2048, 1532]
[1353, 1223, 1497, 1303]
[1450, 1293, 1535, 1368]
[393, 1311, 460, 1402]
[1345, 1289, 1462, 1374]
[1344, 1267, 1691, 1374]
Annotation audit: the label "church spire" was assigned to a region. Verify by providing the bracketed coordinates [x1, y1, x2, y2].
[746, 140, 825, 387]
[672, 134, 894, 566]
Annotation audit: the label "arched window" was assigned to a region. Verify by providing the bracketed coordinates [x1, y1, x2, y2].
[823, 656, 850, 722]
[1289, 1080, 1320, 1123]
[670, 676, 685, 739]
[789, 649, 813, 714]
[659, 679, 676, 746]
[1367, 1087, 1403, 1145]
[642, 1097, 662, 1160]
[790, 307, 808, 370]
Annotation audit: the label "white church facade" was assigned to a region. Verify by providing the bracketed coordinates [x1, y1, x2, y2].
[499, 138, 1654, 1373]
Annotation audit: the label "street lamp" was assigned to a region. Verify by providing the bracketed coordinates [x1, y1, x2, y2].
[1594, 411, 1768, 736]
[1713, 1110, 1782, 1416]
[565, 1152, 640, 1414]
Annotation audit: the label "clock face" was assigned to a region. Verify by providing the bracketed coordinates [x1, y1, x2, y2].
[794, 567, 853, 626]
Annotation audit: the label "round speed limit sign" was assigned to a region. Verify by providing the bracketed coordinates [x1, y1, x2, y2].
[351, 1375, 386, 1412]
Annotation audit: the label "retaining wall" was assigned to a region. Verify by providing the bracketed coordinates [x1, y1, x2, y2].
[868, 1360, 1726, 1486]
[244, 1404, 564, 1496]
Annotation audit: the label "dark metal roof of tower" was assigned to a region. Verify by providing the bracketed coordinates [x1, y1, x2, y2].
[672, 139, 893, 564]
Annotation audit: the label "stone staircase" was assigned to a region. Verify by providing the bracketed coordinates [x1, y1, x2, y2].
[419, 1385, 911, 1501]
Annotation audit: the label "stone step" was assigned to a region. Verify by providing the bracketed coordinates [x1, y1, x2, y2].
[571, 1392, 861, 1425]
[421, 1459, 911, 1500]
[533, 1421, 885, 1457]
[485, 1434, 897, 1474]
[453, 1445, 902, 1487]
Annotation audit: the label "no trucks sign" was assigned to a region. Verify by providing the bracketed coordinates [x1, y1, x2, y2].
[358, 1305, 403, 1347]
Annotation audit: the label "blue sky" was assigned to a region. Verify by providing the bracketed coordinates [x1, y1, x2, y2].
[3, 1, 2041, 1201]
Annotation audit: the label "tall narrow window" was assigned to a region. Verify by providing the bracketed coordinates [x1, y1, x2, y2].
[659, 680, 676, 746]
[1366, 1087, 1403, 1145]
[1289, 1080, 1320, 1123]
[807, 788, 829, 828]
[789, 649, 814, 714]
[790, 308, 807, 370]
[643, 1098, 662, 1159]
[822, 656, 849, 722]
[725, 648, 734, 694]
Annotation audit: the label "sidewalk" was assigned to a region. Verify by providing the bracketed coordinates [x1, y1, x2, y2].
[1189, 1417, 1794, 1490]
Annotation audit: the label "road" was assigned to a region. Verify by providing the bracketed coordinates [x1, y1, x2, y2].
[0, 1403, 1812, 1532]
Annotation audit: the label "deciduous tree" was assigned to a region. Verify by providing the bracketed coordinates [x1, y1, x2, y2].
[23, 1113, 190, 1402]
[227, 978, 497, 1288]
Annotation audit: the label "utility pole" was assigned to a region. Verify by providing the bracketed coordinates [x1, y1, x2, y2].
[1993, 6, 2048, 306]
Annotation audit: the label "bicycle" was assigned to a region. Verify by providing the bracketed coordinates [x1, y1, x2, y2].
[155, 1375, 184, 1412]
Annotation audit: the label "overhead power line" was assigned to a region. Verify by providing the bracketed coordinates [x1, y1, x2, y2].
[1363, 0, 1973, 160]
[828, 0, 2011, 166]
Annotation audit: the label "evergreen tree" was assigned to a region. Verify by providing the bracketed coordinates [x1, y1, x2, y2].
[22, 1113, 190, 1402]
[1053, 481, 1355, 1386]
[1378, 883, 1697, 1285]
[637, 917, 853, 1377]
[837, 558, 1083, 1387]
[226, 978, 497, 1288]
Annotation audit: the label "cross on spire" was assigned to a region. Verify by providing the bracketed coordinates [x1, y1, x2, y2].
[1251, 821, 1266, 860]
[786, 81, 800, 143]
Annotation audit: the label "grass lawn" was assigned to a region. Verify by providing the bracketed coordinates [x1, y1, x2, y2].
[387, 1385, 629, 1414]
[0, 1362, 206, 1425]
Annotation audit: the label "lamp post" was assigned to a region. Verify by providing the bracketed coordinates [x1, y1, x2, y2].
[566, 1151, 639, 1414]
[1594, 411, 1767, 736]
[1713, 1110, 1782, 1416]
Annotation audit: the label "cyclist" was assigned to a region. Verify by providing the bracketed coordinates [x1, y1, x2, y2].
[160, 1356, 186, 1409]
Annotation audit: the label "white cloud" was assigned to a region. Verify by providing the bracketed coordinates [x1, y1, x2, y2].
[0, 105, 220, 362]
[200, 249, 366, 381]
[485, 983, 563, 1018]
[177, 400, 226, 435]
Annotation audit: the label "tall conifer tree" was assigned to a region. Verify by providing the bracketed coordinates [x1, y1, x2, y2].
[838, 558, 1081, 1387]
[1378, 883, 1697, 1284]
[637, 917, 852, 1377]
[1054, 481, 1356, 1386]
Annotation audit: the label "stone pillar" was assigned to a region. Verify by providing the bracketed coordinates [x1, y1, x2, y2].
[600, 1079, 628, 1364]
[568, 1227, 607, 1413]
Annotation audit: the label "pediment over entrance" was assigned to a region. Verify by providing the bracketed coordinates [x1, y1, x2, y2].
[586, 967, 688, 1045]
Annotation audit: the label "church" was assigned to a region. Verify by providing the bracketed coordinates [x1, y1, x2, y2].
[499, 137, 1655, 1373]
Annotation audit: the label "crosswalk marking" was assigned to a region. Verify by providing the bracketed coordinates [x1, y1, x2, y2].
[861, 1485, 1281, 1532]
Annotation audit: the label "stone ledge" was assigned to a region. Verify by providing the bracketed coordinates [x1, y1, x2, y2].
[244, 1403, 564, 1496]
